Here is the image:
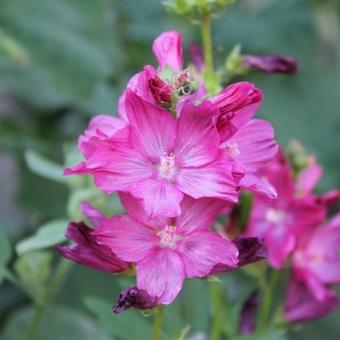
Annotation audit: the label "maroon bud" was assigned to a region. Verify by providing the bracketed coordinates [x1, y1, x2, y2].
[113, 286, 158, 313]
[243, 55, 298, 75]
[149, 77, 172, 106]
[233, 236, 267, 267]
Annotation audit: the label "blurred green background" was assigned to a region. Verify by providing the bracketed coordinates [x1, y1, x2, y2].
[0, 0, 339, 339]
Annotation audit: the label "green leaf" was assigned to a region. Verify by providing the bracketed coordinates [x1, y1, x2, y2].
[24, 150, 65, 183]
[1, 305, 111, 340]
[85, 297, 152, 340]
[0, 229, 11, 267]
[14, 250, 52, 287]
[0, 229, 12, 285]
[16, 219, 68, 255]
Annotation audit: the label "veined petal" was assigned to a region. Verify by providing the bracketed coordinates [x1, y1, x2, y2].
[224, 119, 278, 173]
[152, 31, 183, 72]
[137, 249, 185, 304]
[94, 215, 158, 262]
[174, 106, 220, 167]
[176, 196, 226, 235]
[295, 164, 323, 197]
[177, 231, 239, 278]
[131, 178, 183, 218]
[90, 147, 155, 194]
[176, 152, 240, 202]
[125, 90, 177, 161]
[119, 192, 171, 228]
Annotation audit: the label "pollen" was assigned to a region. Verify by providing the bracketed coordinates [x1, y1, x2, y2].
[157, 225, 180, 249]
[157, 153, 177, 181]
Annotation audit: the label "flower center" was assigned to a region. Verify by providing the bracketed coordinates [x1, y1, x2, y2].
[156, 225, 180, 249]
[265, 208, 285, 224]
[157, 153, 177, 181]
[225, 142, 240, 157]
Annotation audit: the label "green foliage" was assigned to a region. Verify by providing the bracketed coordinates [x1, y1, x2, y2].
[16, 219, 68, 255]
[25, 150, 66, 183]
[14, 251, 52, 291]
[232, 329, 287, 340]
[0, 229, 12, 285]
[1, 306, 111, 340]
[85, 297, 152, 340]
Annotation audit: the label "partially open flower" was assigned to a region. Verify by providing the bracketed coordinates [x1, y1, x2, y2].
[243, 55, 298, 75]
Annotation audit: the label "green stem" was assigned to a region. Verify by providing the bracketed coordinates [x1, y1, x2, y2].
[201, 11, 214, 78]
[210, 282, 224, 340]
[26, 259, 73, 340]
[257, 269, 279, 330]
[152, 305, 164, 340]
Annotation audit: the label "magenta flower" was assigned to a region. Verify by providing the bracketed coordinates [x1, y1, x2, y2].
[243, 55, 298, 75]
[291, 213, 340, 301]
[66, 91, 242, 217]
[152, 30, 183, 72]
[186, 81, 278, 198]
[284, 275, 340, 323]
[94, 193, 239, 304]
[246, 150, 338, 268]
[189, 43, 204, 71]
[57, 202, 130, 273]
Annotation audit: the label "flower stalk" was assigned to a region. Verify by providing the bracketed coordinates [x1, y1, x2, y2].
[152, 305, 164, 340]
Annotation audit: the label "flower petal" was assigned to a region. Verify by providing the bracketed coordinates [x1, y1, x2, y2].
[131, 178, 183, 218]
[119, 192, 171, 228]
[124, 90, 177, 161]
[137, 249, 185, 304]
[94, 216, 158, 262]
[152, 31, 183, 72]
[224, 119, 278, 173]
[176, 196, 226, 235]
[177, 231, 239, 278]
[57, 221, 129, 273]
[174, 105, 220, 167]
[176, 152, 240, 202]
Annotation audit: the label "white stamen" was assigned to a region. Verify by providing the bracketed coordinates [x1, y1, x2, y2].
[265, 208, 286, 224]
[157, 225, 180, 249]
[157, 153, 177, 181]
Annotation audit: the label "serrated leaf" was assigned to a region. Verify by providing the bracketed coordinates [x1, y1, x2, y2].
[16, 219, 68, 255]
[25, 150, 65, 183]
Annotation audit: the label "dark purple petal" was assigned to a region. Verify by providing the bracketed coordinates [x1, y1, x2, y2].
[57, 221, 130, 273]
[243, 55, 298, 75]
[233, 236, 267, 267]
[209, 236, 267, 275]
[239, 291, 259, 335]
[113, 286, 158, 313]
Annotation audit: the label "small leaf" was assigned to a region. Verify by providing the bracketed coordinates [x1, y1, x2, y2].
[25, 150, 65, 183]
[16, 219, 68, 255]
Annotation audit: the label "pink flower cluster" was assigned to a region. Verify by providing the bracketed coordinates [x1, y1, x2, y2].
[246, 150, 340, 322]
[58, 31, 278, 309]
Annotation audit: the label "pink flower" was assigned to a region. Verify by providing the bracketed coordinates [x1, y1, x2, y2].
[246, 150, 337, 268]
[243, 55, 298, 75]
[94, 194, 239, 304]
[189, 43, 204, 71]
[291, 213, 340, 301]
[284, 275, 340, 323]
[57, 202, 130, 273]
[152, 31, 183, 72]
[185, 81, 278, 198]
[66, 91, 242, 217]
